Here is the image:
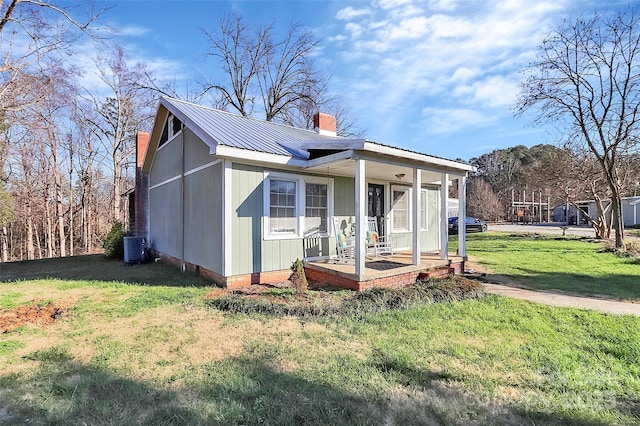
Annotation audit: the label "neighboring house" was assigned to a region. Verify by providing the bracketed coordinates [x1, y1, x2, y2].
[552, 196, 640, 227]
[134, 97, 474, 288]
[448, 198, 459, 217]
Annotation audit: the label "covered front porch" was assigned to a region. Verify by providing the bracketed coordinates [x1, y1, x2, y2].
[303, 141, 473, 288]
[305, 251, 465, 291]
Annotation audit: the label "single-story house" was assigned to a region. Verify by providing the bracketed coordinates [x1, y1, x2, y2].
[133, 97, 474, 289]
[552, 196, 640, 227]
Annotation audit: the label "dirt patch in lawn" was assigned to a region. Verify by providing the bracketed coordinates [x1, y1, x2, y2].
[0, 301, 67, 333]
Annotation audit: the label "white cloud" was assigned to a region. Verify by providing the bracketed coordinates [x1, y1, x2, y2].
[345, 22, 364, 38]
[336, 6, 372, 20]
[112, 24, 151, 37]
[326, 0, 573, 141]
[429, 0, 458, 11]
[385, 16, 430, 40]
[421, 107, 498, 134]
[376, 0, 413, 10]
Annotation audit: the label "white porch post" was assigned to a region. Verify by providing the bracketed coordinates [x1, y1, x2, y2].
[457, 175, 467, 259]
[355, 158, 366, 276]
[440, 172, 449, 260]
[222, 160, 233, 276]
[412, 168, 421, 265]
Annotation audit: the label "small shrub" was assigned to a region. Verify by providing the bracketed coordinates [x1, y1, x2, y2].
[290, 258, 308, 295]
[104, 221, 126, 259]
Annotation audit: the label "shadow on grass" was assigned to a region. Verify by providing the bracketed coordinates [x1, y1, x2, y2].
[0, 351, 618, 426]
[0, 254, 212, 288]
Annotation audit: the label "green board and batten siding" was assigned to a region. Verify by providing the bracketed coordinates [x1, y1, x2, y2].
[148, 132, 184, 260]
[149, 130, 445, 277]
[230, 163, 341, 276]
[148, 129, 224, 275]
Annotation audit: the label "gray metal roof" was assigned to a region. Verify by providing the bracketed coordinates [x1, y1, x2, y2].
[161, 97, 348, 159]
[159, 97, 474, 171]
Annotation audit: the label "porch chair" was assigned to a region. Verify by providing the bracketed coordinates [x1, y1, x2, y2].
[332, 217, 355, 261]
[366, 216, 393, 256]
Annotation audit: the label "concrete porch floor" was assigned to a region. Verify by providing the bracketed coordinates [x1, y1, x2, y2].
[304, 251, 465, 291]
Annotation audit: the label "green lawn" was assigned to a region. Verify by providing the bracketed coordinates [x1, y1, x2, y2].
[456, 232, 640, 301]
[1, 256, 639, 425]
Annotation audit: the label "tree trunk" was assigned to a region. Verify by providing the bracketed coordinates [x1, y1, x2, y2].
[113, 175, 121, 223]
[610, 190, 624, 248]
[45, 195, 53, 258]
[26, 200, 35, 260]
[55, 162, 66, 257]
[69, 158, 74, 257]
[1, 226, 8, 262]
[35, 222, 43, 259]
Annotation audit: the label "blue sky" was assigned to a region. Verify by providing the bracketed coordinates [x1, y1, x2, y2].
[98, 0, 623, 161]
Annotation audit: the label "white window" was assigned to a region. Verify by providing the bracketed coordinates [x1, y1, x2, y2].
[305, 183, 328, 234]
[159, 114, 183, 147]
[264, 172, 333, 240]
[392, 186, 411, 232]
[269, 179, 297, 235]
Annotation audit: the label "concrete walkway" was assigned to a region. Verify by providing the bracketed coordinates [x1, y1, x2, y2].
[482, 282, 640, 316]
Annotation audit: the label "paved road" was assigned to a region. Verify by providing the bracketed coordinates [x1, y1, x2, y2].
[488, 223, 596, 237]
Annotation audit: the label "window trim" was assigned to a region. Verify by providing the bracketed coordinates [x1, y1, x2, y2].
[157, 113, 184, 151]
[263, 172, 334, 240]
[420, 188, 429, 231]
[391, 185, 412, 233]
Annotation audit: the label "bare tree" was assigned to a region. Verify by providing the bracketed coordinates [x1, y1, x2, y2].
[258, 23, 326, 122]
[84, 44, 157, 223]
[517, 9, 640, 249]
[466, 178, 504, 221]
[201, 13, 361, 132]
[201, 14, 269, 116]
[0, 1, 104, 113]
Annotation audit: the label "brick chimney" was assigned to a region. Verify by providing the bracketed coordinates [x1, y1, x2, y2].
[136, 131, 150, 168]
[134, 131, 150, 237]
[313, 112, 337, 137]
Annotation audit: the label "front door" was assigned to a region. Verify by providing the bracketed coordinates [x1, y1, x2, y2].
[368, 184, 385, 235]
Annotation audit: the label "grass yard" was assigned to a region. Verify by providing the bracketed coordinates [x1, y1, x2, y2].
[1, 256, 639, 425]
[456, 232, 640, 301]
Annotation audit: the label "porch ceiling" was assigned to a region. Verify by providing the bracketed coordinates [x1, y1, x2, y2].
[305, 158, 446, 184]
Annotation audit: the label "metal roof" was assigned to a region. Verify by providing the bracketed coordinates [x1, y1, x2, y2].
[158, 97, 474, 172]
[162, 97, 348, 160]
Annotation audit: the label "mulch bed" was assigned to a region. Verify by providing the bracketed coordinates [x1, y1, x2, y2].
[0, 301, 67, 334]
[205, 277, 485, 317]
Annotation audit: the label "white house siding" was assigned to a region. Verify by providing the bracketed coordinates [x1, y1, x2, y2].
[622, 199, 640, 227]
[423, 186, 441, 252]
